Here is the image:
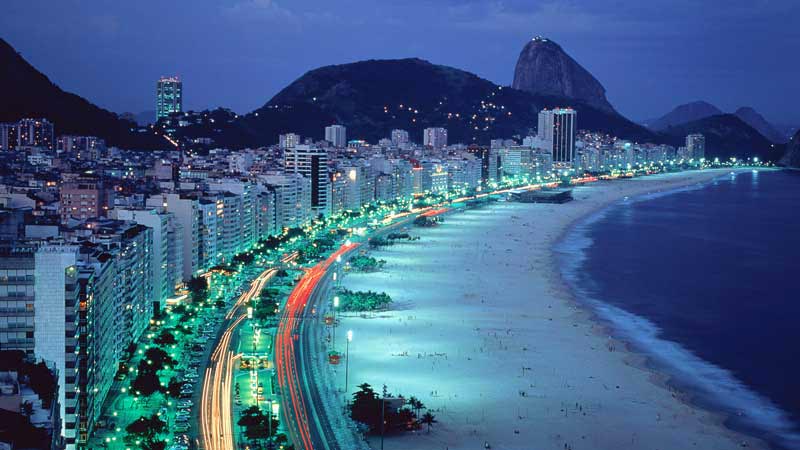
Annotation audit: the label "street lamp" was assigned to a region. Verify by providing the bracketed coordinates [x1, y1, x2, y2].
[345, 330, 353, 395]
[332, 296, 340, 348]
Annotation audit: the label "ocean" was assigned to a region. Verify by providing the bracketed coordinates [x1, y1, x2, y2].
[557, 169, 800, 450]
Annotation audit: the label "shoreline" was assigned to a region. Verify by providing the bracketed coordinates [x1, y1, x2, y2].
[334, 168, 770, 450]
[549, 168, 777, 449]
[553, 167, 796, 450]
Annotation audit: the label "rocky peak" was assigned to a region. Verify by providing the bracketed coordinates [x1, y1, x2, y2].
[734, 106, 786, 144]
[779, 130, 800, 168]
[512, 37, 615, 113]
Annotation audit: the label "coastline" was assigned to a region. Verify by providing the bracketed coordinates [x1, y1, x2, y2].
[333, 168, 768, 450]
[554, 167, 798, 450]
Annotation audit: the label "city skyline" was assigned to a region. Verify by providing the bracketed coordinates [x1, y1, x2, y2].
[1, 0, 798, 124]
[0, 3, 797, 450]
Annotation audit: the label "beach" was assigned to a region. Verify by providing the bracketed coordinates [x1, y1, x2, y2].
[330, 168, 765, 450]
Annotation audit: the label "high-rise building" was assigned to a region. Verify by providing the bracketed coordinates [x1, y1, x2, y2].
[57, 135, 106, 160]
[0, 242, 80, 448]
[686, 133, 705, 160]
[260, 172, 312, 230]
[466, 146, 491, 183]
[156, 76, 183, 121]
[112, 207, 183, 311]
[207, 179, 258, 257]
[538, 108, 576, 167]
[423, 128, 448, 149]
[324, 125, 347, 148]
[0, 123, 17, 150]
[279, 133, 301, 149]
[147, 193, 200, 279]
[391, 129, 409, 146]
[284, 145, 330, 216]
[16, 118, 55, 150]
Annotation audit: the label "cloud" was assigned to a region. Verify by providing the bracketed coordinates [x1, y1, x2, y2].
[223, 0, 346, 31]
[222, 0, 299, 25]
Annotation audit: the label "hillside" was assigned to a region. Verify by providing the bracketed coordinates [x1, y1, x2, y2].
[646, 101, 722, 131]
[779, 130, 800, 168]
[734, 107, 786, 144]
[661, 114, 780, 161]
[229, 58, 657, 146]
[0, 38, 165, 149]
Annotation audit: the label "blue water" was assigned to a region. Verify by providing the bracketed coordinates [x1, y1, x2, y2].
[557, 170, 800, 450]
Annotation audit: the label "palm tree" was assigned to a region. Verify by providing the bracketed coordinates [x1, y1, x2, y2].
[407, 396, 418, 416]
[414, 398, 425, 417]
[420, 412, 437, 433]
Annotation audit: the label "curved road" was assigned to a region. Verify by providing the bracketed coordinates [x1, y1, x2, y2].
[275, 243, 360, 450]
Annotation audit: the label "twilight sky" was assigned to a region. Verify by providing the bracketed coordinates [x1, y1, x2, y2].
[2, 0, 798, 124]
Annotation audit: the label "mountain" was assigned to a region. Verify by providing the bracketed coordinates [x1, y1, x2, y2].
[779, 130, 800, 168]
[512, 37, 614, 113]
[121, 111, 157, 126]
[200, 58, 657, 147]
[661, 114, 780, 161]
[733, 107, 786, 143]
[775, 124, 799, 142]
[0, 38, 164, 149]
[646, 101, 723, 131]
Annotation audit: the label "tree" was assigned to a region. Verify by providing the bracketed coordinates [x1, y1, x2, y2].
[26, 362, 57, 406]
[140, 437, 166, 450]
[420, 412, 437, 433]
[237, 405, 279, 440]
[131, 369, 161, 397]
[165, 377, 185, 398]
[187, 276, 208, 294]
[408, 396, 425, 417]
[153, 330, 176, 346]
[144, 347, 175, 369]
[125, 415, 166, 440]
[350, 383, 382, 432]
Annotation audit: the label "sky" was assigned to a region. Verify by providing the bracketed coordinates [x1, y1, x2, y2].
[2, 0, 798, 124]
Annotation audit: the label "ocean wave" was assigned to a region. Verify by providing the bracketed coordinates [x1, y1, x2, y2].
[555, 184, 800, 450]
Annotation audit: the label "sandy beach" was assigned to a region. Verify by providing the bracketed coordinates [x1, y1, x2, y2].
[330, 168, 765, 450]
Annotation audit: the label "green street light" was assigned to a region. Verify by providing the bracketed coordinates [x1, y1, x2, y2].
[345, 329, 353, 395]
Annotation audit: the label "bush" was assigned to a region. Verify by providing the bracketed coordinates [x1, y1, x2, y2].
[338, 289, 392, 312]
[349, 256, 386, 272]
[153, 330, 176, 346]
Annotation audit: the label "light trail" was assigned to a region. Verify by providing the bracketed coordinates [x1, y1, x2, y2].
[201, 265, 279, 450]
[275, 243, 360, 450]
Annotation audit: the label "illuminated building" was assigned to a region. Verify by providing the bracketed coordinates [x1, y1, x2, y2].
[58, 177, 114, 224]
[324, 124, 347, 148]
[423, 127, 448, 150]
[112, 207, 184, 311]
[284, 145, 330, 216]
[391, 129, 409, 146]
[538, 108, 576, 167]
[156, 76, 183, 121]
[279, 133, 301, 149]
[260, 172, 312, 229]
[0, 242, 79, 448]
[57, 135, 106, 160]
[1, 118, 55, 151]
[687, 133, 705, 160]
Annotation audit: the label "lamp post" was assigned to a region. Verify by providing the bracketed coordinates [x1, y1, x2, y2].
[345, 330, 353, 395]
[333, 296, 340, 349]
[266, 398, 273, 443]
